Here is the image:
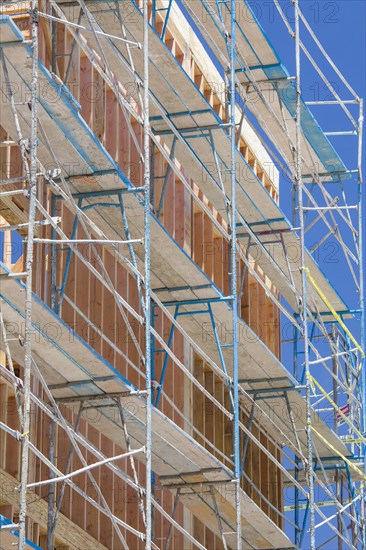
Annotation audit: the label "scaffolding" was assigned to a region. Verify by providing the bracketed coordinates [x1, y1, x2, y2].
[0, 0, 364, 548]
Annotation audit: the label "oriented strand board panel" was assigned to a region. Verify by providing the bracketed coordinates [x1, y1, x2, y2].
[0, 15, 349, 314]
[0, 16, 348, 458]
[0, 19, 347, 460]
[0, 264, 229, 479]
[0, 472, 108, 550]
[0, 14, 25, 42]
[51, 3, 349, 317]
[0, 244, 348, 459]
[51, 178, 349, 459]
[180, 0, 347, 177]
[160, 474, 292, 549]
[0, 16, 120, 183]
[0, 528, 40, 550]
[170, 298, 350, 459]
[0, 265, 292, 549]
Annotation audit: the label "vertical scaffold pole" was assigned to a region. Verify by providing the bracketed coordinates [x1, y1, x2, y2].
[358, 97, 365, 548]
[143, 0, 152, 548]
[18, 0, 38, 547]
[294, 1, 315, 548]
[229, 1, 241, 549]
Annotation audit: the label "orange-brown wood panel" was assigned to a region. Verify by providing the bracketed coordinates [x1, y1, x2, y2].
[193, 516, 206, 550]
[60, 205, 77, 328]
[193, 209, 204, 269]
[0, 383, 8, 471]
[240, 264, 250, 325]
[117, 108, 131, 176]
[130, 119, 143, 187]
[27, 380, 39, 487]
[249, 270, 259, 338]
[115, 260, 128, 377]
[0, 503, 13, 522]
[113, 444, 128, 547]
[101, 249, 116, 367]
[265, 292, 275, 355]
[274, 294, 281, 359]
[193, 356, 204, 449]
[257, 272, 266, 347]
[65, 29, 80, 100]
[74, 228, 90, 344]
[260, 431, 270, 516]
[222, 239, 230, 297]
[99, 435, 114, 548]
[5, 396, 20, 479]
[152, 149, 164, 214]
[93, 70, 105, 144]
[0, 9, 285, 546]
[203, 212, 214, 280]
[173, 330, 184, 428]
[214, 376, 224, 462]
[85, 423, 100, 541]
[213, 235, 223, 292]
[251, 424, 261, 507]
[161, 315, 173, 425]
[88, 243, 103, 355]
[242, 412, 253, 499]
[277, 448, 283, 528]
[105, 88, 118, 160]
[69, 414, 87, 532]
[79, 55, 93, 129]
[124, 272, 142, 391]
[57, 406, 72, 519]
[204, 373, 215, 550]
[163, 167, 175, 236]
[174, 178, 186, 249]
[223, 389, 232, 469]
[268, 439, 279, 525]
[55, 22, 66, 81]
[34, 387, 44, 499]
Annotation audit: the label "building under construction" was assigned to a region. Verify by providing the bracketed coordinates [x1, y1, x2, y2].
[0, 0, 364, 548]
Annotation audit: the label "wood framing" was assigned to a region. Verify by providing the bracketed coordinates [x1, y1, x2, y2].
[0, 2, 297, 549]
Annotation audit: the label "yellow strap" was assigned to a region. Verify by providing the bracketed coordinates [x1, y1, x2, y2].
[285, 500, 351, 511]
[303, 267, 364, 358]
[310, 375, 366, 444]
[306, 370, 315, 393]
[312, 425, 366, 482]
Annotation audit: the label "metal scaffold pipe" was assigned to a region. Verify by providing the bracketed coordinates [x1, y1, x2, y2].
[294, 1, 315, 548]
[143, 0, 152, 548]
[358, 97, 366, 548]
[18, 0, 38, 547]
[229, 1, 241, 549]
[0, 0, 362, 546]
